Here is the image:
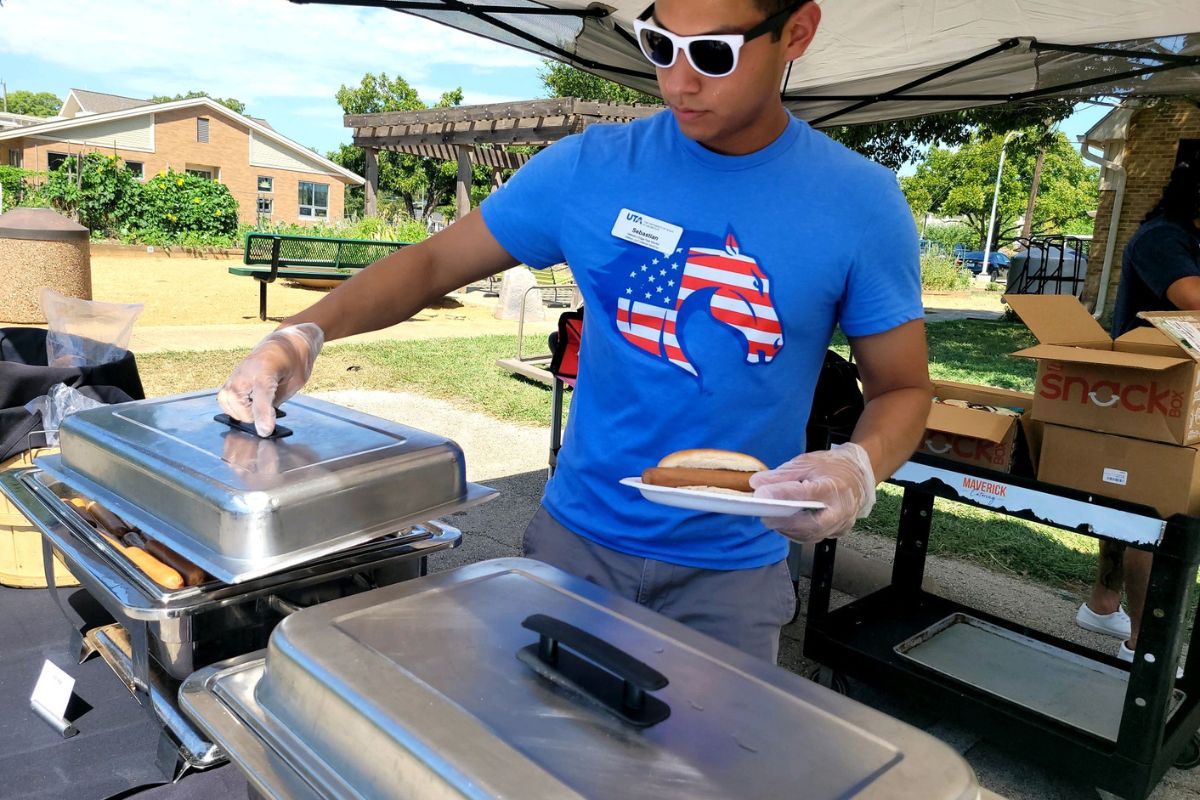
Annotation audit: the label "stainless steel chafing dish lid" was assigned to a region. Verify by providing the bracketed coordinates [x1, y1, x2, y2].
[37, 390, 494, 584]
[181, 558, 980, 800]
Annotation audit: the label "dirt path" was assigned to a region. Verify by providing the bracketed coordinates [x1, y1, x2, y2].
[83, 252, 558, 352]
[10, 251, 1008, 353]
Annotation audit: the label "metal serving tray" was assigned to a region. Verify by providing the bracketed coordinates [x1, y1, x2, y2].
[38, 390, 494, 583]
[182, 558, 982, 800]
[2, 466, 461, 681]
[894, 613, 1185, 742]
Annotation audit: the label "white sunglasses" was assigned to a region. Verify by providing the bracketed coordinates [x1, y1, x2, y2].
[632, 3, 803, 78]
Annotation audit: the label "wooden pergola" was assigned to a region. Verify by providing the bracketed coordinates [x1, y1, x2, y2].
[345, 98, 659, 219]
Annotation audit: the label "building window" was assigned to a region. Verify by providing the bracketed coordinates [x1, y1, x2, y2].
[124, 161, 144, 180]
[47, 152, 70, 171]
[298, 181, 329, 218]
[257, 197, 273, 216]
[197, 117, 210, 143]
[186, 167, 215, 181]
[257, 176, 273, 192]
[7, 148, 21, 168]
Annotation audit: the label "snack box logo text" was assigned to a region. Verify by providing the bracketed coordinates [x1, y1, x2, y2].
[1039, 367, 1183, 418]
[923, 434, 1009, 465]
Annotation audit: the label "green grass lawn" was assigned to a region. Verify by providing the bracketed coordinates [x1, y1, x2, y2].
[137, 318, 1103, 592]
[138, 335, 559, 426]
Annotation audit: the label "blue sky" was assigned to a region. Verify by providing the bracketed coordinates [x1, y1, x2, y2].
[1, 0, 1111, 166]
[0, 0, 547, 156]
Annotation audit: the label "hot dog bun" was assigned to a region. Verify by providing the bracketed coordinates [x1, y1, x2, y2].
[642, 449, 768, 494]
[656, 449, 768, 472]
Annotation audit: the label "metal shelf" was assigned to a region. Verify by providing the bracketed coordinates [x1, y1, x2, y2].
[806, 457, 1200, 800]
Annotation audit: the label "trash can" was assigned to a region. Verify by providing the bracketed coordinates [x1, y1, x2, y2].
[0, 208, 91, 324]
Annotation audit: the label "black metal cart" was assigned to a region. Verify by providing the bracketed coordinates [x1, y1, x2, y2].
[804, 454, 1200, 800]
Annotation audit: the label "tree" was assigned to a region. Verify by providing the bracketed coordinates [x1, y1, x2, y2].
[540, 61, 661, 105]
[5, 90, 62, 117]
[535, 62, 1077, 172]
[900, 128, 1098, 249]
[823, 99, 1076, 171]
[329, 75, 496, 220]
[147, 91, 247, 115]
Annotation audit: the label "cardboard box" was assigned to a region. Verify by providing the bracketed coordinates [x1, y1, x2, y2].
[1004, 295, 1200, 445]
[919, 380, 1039, 474]
[1038, 424, 1200, 517]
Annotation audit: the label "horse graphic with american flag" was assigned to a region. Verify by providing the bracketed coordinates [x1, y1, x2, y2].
[615, 229, 783, 376]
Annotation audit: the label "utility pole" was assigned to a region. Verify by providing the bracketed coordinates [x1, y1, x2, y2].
[2, 81, 7, 113]
[983, 130, 1023, 278]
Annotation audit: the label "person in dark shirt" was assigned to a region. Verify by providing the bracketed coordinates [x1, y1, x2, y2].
[1077, 160, 1200, 667]
[1110, 162, 1200, 337]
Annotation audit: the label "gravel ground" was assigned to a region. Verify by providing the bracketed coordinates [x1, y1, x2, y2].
[317, 388, 1200, 800]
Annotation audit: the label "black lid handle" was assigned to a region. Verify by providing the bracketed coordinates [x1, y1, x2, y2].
[517, 613, 670, 727]
[213, 408, 291, 439]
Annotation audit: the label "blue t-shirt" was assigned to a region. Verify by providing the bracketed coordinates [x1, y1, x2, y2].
[481, 111, 921, 570]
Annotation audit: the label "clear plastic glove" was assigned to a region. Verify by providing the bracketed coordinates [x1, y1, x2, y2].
[749, 442, 876, 543]
[216, 323, 324, 437]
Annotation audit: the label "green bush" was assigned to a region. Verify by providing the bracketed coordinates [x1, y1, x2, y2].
[0, 165, 37, 213]
[238, 216, 429, 244]
[35, 160, 428, 248]
[921, 253, 973, 291]
[923, 221, 978, 253]
[38, 158, 238, 243]
[136, 168, 238, 242]
[41, 154, 144, 236]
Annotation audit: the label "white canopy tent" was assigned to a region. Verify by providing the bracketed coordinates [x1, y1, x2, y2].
[295, 0, 1200, 127]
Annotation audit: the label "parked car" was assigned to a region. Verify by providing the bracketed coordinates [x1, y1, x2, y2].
[952, 244, 1010, 275]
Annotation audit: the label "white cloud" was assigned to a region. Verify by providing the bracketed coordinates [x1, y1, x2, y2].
[0, 0, 542, 102]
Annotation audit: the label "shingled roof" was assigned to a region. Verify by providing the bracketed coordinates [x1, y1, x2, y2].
[66, 89, 151, 115]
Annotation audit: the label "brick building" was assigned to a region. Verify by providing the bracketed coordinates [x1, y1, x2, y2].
[0, 89, 363, 224]
[1080, 98, 1200, 322]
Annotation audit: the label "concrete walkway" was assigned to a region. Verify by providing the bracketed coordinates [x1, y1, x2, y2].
[315, 387, 1200, 800]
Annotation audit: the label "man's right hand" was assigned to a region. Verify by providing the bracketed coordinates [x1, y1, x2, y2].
[217, 323, 324, 437]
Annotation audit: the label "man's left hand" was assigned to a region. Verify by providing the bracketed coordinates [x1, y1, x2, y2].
[749, 443, 876, 542]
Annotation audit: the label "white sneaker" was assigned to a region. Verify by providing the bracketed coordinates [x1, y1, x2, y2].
[1118, 641, 1183, 679]
[1076, 603, 1132, 640]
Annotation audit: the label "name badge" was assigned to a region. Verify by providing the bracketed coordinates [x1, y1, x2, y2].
[611, 209, 683, 257]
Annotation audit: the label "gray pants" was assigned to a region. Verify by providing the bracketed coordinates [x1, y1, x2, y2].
[523, 506, 796, 662]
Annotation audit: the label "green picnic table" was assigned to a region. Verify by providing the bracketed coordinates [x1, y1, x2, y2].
[231, 232, 411, 320]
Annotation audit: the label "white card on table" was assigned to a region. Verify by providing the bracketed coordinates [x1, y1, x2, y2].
[31, 660, 75, 720]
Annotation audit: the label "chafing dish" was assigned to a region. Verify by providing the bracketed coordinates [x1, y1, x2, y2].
[39, 390, 491, 583]
[182, 558, 983, 800]
[1, 390, 495, 777]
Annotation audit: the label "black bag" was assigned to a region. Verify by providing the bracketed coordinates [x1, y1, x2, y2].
[806, 349, 864, 452]
[0, 327, 145, 460]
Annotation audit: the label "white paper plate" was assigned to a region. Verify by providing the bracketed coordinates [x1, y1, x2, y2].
[619, 477, 824, 518]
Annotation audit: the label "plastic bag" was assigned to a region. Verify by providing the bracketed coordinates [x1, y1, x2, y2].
[24, 383, 105, 446]
[41, 288, 144, 368]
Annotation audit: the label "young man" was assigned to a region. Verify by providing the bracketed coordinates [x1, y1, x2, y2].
[1078, 160, 1200, 667]
[219, 0, 932, 662]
